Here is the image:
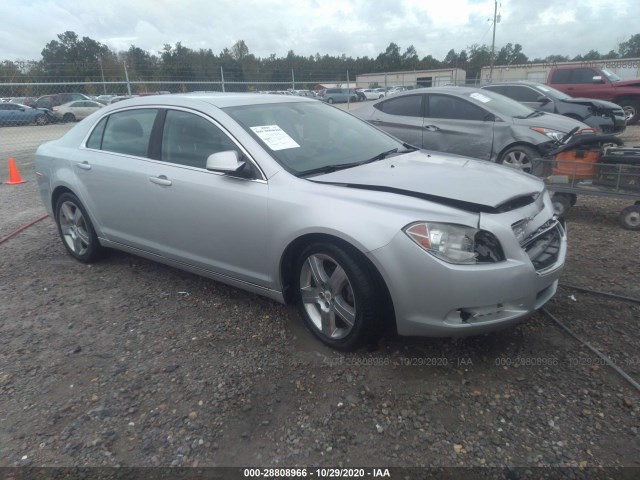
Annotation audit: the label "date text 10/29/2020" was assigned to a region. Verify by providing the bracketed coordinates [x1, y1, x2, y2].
[244, 468, 391, 478]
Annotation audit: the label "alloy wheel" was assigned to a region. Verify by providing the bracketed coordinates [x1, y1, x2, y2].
[299, 253, 356, 340]
[59, 201, 91, 256]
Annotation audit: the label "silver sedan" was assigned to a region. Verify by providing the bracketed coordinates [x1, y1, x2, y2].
[35, 93, 567, 350]
[352, 86, 590, 175]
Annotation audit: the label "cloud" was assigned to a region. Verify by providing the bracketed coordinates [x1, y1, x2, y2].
[0, 0, 637, 63]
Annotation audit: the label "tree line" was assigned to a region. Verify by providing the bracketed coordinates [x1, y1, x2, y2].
[1, 31, 639, 92]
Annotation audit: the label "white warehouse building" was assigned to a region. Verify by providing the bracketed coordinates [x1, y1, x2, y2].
[356, 68, 467, 89]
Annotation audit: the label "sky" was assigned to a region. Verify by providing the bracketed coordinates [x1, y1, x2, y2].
[1, 0, 638, 62]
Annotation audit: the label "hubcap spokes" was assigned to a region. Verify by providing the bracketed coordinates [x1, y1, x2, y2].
[504, 151, 532, 173]
[300, 253, 356, 340]
[59, 201, 90, 255]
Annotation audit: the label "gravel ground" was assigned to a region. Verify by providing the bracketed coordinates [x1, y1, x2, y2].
[0, 124, 639, 470]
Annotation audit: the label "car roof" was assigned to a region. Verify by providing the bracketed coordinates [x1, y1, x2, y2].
[483, 81, 544, 87]
[103, 92, 317, 109]
[388, 86, 486, 96]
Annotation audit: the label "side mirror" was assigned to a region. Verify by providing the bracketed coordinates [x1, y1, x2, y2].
[536, 96, 551, 105]
[206, 150, 245, 173]
[483, 113, 496, 122]
[592, 75, 604, 84]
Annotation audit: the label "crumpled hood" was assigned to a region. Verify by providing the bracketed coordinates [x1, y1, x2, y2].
[511, 112, 587, 132]
[560, 97, 623, 110]
[310, 150, 543, 211]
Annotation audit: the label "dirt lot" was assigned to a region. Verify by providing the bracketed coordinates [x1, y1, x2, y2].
[0, 123, 639, 471]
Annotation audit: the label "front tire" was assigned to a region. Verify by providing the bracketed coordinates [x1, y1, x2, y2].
[35, 114, 48, 126]
[294, 242, 383, 350]
[499, 145, 546, 175]
[63, 113, 76, 122]
[620, 100, 639, 125]
[55, 193, 105, 263]
[327, 98, 334, 104]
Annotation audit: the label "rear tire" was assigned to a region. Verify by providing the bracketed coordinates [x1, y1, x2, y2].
[55, 193, 105, 263]
[294, 242, 383, 350]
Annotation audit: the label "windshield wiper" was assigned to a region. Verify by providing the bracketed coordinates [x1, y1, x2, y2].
[360, 144, 417, 164]
[515, 111, 543, 119]
[299, 146, 416, 177]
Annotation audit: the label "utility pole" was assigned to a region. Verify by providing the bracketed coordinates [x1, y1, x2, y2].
[123, 62, 131, 96]
[489, 0, 498, 83]
[99, 58, 106, 94]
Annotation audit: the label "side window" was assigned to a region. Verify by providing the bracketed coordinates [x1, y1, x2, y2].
[376, 95, 423, 117]
[571, 68, 598, 83]
[550, 69, 571, 84]
[427, 95, 487, 121]
[482, 86, 506, 95]
[86, 117, 108, 149]
[161, 110, 238, 168]
[505, 86, 541, 102]
[101, 109, 158, 157]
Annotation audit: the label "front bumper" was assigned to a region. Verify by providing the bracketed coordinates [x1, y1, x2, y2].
[584, 111, 626, 134]
[368, 218, 567, 337]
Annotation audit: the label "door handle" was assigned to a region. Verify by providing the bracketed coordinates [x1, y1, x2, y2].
[567, 87, 574, 91]
[370, 119, 382, 124]
[75, 161, 91, 170]
[149, 175, 172, 186]
[424, 125, 440, 132]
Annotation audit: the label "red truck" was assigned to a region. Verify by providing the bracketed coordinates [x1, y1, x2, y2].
[547, 65, 640, 125]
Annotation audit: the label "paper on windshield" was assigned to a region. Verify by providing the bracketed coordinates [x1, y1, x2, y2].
[469, 92, 491, 103]
[250, 125, 300, 151]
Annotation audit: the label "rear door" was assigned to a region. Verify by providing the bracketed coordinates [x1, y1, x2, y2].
[366, 94, 425, 147]
[423, 93, 494, 160]
[74, 108, 160, 250]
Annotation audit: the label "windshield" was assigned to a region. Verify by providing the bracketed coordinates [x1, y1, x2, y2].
[463, 89, 534, 118]
[600, 68, 621, 82]
[224, 101, 403, 176]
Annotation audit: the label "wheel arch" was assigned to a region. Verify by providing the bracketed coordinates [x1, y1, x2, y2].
[496, 141, 541, 163]
[279, 233, 396, 329]
[51, 185, 76, 221]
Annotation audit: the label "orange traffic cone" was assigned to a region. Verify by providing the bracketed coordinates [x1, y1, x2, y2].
[4, 157, 26, 185]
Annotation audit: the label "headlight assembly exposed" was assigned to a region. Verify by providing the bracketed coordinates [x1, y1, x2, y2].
[530, 127, 565, 142]
[404, 222, 505, 265]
